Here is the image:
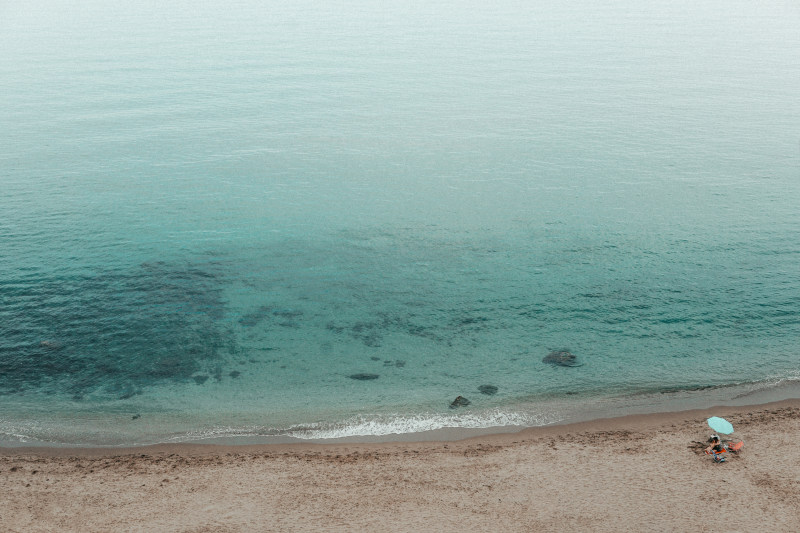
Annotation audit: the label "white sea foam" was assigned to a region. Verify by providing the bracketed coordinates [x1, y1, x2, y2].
[165, 409, 562, 443]
[0, 420, 43, 444]
[284, 410, 559, 439]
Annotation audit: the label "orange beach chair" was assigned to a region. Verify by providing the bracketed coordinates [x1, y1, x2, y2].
[727, 440, 744, 453]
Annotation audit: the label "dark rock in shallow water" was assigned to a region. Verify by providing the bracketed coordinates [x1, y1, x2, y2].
[193, 375, 209, 384]
[362, 333, 382, 347]
[349, 373, 380, 381]
[478, 385, 498, 396]
[449, 395, 471, 408]
[542, 350, 582, 367]
[370, 356, 381, 361]
[132, 414, 141, 420]
[326, 322, 345, 334]
[229, 371, 241, 378]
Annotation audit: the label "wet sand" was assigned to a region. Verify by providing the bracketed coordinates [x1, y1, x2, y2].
[3, 399, 799, 532]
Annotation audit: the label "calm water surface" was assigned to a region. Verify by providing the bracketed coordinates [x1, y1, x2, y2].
[1, 0, 799, 445]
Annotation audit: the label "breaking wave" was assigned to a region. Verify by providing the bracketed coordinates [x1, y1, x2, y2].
[167, 409, 562, 443]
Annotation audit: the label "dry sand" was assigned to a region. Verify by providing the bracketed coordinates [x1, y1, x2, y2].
[2, 399, 799, 532]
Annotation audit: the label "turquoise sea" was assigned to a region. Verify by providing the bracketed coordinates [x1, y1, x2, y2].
[1, 0, 799, 445]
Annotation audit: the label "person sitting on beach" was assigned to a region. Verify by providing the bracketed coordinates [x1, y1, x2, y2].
[704, 435, 723, 454]
[704, 435, 727, 461]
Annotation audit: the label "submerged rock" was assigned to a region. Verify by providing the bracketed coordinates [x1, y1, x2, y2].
[131, 414, 141, 420]
[449, 395, 471, 408]
[348, 373, 380, 381]
[229, 371, 241, 378]
[478, 385, 498, 396]
[542, 350, 582, 367]
[193, 375, 209, 385]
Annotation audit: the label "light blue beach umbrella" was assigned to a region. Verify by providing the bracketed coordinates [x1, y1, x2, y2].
[707, 416, 734, 435]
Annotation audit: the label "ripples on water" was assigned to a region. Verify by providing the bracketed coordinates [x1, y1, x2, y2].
[0, 259, 235, 400]
[1, 0, 799, 444]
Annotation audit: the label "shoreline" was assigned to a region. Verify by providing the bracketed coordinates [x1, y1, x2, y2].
[4, 396, 798, 457]
[3, 398, 799, 531]
[3, 377, 799, 449]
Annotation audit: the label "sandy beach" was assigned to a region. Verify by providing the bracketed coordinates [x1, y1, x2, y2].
[2, 399, 799, 532]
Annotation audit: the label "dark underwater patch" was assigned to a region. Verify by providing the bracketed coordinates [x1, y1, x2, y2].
[542, 350, 582, 367]
[326, 312, 444, 348]
[0, 258, 237, 399]
[348, 373, 379, 380]
[239, 306, 303, 328]
[478, 384, 498, 395]
[454, 315, 489, 327]
[239, 305, 272, 327]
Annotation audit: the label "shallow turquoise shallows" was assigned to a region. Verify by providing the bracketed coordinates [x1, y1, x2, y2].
[1, 0, 799, 445]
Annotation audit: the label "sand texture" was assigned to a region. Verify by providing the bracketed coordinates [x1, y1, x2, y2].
[2, 400, 799, 532]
